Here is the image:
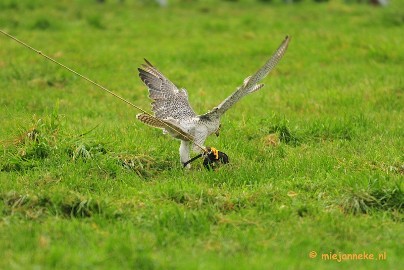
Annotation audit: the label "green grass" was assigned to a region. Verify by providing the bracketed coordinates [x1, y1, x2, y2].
[1, 0, 403, 269]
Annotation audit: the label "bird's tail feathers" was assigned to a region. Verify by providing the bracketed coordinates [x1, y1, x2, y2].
[136, 113, 165, 129]
[136, 113, 194, 141]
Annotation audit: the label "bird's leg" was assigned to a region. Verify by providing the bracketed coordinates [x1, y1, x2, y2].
[179, 140, 191, 169]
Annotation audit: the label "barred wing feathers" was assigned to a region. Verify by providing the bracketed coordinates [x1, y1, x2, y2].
[138, 59, 197, 120]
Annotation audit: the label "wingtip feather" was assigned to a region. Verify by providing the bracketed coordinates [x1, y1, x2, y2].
[144, 58, 154, 67]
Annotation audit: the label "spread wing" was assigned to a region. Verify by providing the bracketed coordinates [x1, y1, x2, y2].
[138, 59, 197, 120]
[203, 36, 291, 118]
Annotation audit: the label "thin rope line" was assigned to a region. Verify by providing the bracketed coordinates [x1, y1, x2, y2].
[0, 29, 206, 152]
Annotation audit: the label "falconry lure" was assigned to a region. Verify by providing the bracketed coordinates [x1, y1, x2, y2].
[136, 36, 291, 168]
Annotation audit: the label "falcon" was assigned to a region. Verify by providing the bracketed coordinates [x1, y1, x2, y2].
[136, 36, 291, 167]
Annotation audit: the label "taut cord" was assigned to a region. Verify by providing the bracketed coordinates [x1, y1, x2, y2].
[0, 29, 206, 152]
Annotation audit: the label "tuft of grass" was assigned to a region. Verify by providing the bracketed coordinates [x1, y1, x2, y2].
[307, 120, 356, 141]
[163, 187, 248, 214]
[58, 193, 104, 218]
[1, 191, 110, 219]
[340, 186, 404, 215]
[69, 142, 107, 161]
[118, 153, 165, 178]
[268, 120, 300, 146]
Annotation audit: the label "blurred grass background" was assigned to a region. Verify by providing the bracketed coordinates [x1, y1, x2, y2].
[0, 0, 403, 269]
